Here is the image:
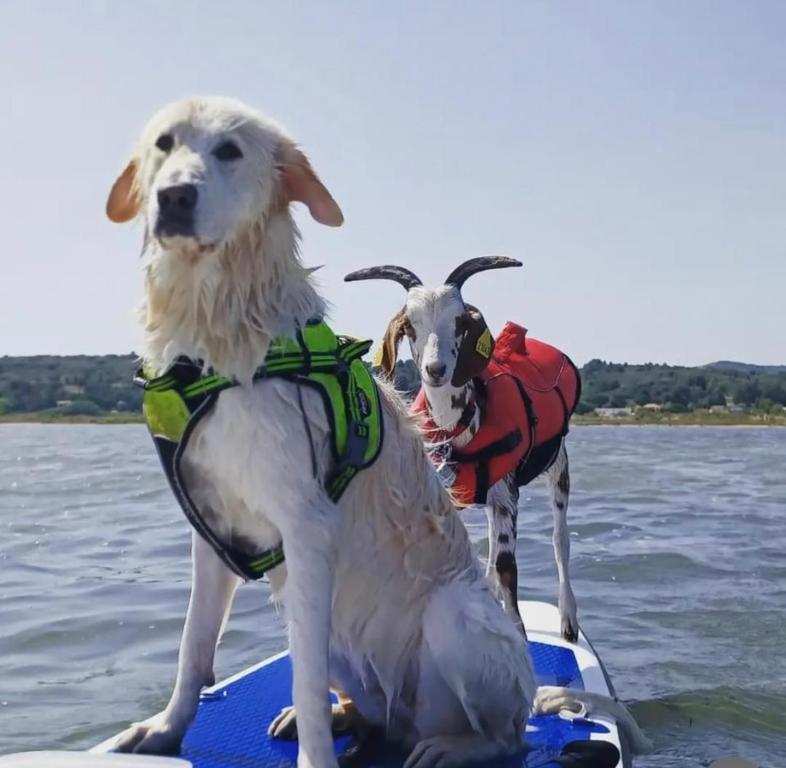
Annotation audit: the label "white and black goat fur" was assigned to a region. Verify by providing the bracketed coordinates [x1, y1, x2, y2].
[345, 259, 579, 642]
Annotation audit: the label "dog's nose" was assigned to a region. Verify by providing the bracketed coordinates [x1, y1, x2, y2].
[158, 183, 198, 214]
[425, 362, 447, 380]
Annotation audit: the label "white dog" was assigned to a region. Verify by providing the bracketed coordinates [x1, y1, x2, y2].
[105, 96, 536, 768]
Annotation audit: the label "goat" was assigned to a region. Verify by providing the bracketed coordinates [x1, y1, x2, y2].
[346, 258, 580, 642]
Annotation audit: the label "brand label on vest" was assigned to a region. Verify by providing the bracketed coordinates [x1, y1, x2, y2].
[475, 328, 493, 358]
[356, 389, 371, 418]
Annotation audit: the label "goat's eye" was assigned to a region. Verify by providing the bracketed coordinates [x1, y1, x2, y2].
[155, 134, 174, 153]
[213, 141, 243, 161]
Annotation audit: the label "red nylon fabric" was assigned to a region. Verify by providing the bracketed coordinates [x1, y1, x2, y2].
[414, 322, 580, 505]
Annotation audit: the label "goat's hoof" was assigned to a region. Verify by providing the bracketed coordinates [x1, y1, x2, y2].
[561, 619, 579, 643]
[558, 594, 579, 642]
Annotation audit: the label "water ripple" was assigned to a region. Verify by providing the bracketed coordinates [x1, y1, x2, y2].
[0, 424, 784, 766]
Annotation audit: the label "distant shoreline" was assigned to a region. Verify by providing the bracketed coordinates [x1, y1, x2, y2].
[1, 411, 784, 427]
[0, 412, 144, 425]
[573, 412, 786, 427]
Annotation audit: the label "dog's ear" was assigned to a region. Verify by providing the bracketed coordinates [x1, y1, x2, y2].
[452, 304, 494, 387]
[106, 160, 142, 223]
[277, 144, 344, 227]
[378, 307, 411, 377]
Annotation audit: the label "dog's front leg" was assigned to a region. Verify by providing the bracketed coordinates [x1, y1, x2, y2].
[282, 507, 338, 768]
[114, 531, 240, 754]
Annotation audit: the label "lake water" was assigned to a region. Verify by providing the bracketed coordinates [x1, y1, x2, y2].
[1, 425, 784, 766]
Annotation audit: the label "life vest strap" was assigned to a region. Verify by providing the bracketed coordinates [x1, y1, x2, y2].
[451, 427, 523, 504]
[135, 321, 382, 581]
[450, 427, 522, 464]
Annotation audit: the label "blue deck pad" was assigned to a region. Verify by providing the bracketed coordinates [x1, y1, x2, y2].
[180, 642, 607, 768]
[529, 642, 584, 690]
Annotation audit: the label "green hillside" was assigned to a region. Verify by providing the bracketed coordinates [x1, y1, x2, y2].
[391, 358, 786, 415]
[577, 359, 786, 413]
[1, 354, 785, 419]
[0, 354, 141, 417]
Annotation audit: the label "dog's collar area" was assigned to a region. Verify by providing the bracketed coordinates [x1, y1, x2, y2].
[135, 319, 383, 581]
[136, 320, 373, 393]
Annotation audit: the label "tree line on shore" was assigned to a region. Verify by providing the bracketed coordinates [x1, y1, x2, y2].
[1, 354, 785, 416]
[391, 358, 786, 414]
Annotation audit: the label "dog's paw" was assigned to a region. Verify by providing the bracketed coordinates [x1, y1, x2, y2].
[404, 736, 516, 768]
[404, 738, 465, 768]
[112, 718, 184, 755]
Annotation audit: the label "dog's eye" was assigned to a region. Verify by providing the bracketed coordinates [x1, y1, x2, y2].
[213, 141, 243, 161]
[155, 134, 174, 153]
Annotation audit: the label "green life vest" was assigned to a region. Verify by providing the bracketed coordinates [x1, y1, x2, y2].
[135, 319, 383, 581]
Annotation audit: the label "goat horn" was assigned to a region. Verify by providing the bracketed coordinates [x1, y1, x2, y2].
[344, 265, 423, 291]
[444, 256, 523, 291]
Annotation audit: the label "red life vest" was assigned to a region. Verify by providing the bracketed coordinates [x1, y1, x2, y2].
[413, 322, 581, 506]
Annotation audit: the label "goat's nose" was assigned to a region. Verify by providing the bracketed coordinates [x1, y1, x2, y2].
[157, 183, 198, 213]
[425, 362, 447, 380]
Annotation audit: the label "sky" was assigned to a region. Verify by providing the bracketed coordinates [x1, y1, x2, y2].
[1, 1, 784, 366]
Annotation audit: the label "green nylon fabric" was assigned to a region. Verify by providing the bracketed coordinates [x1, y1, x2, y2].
[136, 321, 382, 580]
[140, 321, 382, 500]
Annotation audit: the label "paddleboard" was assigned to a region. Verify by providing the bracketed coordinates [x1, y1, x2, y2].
[2, 601, 628, 768]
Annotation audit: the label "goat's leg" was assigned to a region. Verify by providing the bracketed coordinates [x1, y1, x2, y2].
[485, 475, 525, 636]
[113, 531, 241, 754]
[546, 442, 578, 642]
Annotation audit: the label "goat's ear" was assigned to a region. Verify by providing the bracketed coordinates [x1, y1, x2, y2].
[277, 143, 344, 227]
[106, 160, 141, 223]
[379, 307, 411, 377]
[452, 304, 494, 386]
